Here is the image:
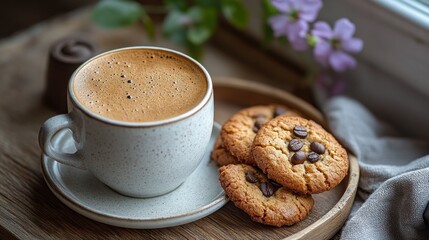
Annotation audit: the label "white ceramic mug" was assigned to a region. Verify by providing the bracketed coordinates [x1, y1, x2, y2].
[39, 47, 214, 198]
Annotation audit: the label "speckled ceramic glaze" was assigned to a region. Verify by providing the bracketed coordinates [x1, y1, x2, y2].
[39, 47, 214, 198]
[41, 124, 227, 229]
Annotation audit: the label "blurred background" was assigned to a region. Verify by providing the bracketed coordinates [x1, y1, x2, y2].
[0, 0, 96, 38]
[0, 0, 428, 138]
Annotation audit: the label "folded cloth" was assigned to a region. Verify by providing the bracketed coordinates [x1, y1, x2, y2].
[322, 97, 429, 240]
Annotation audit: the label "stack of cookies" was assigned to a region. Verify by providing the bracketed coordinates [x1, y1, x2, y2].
[212, 104, 349, 227]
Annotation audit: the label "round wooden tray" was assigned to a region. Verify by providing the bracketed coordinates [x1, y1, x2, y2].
[211, 77, 359, 240]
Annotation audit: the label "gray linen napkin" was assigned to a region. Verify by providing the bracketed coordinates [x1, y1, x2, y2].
[322, 97, 429, 240]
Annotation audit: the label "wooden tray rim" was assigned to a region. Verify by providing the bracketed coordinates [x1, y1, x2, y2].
[213, 77, 359, 240]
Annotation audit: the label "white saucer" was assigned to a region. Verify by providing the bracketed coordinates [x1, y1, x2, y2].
[41, 123, 227, 229]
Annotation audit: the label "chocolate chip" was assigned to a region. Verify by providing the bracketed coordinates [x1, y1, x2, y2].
[252, 115, 267, 133]
[269, 180, 282, 189]
[127, 79, 133, 83]
[252, 126, 258, 133]
[273, 106, 287, 118]
[251, 114, 265, 119]
[291, 151, 306, 164]
[310, 142, 326, 154]
[253, 122, 263, 133]
[288, 138, 304, 152]
[260, 182, 275, 197]
[245, 171, 259, 183]
[293, 126, 308, 138]
[307, 152, 320, 163]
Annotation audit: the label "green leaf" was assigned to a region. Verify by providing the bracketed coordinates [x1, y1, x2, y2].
[196, 0, 221, 8]
[186, 6, 217, 45]
[162, 10, 188, 44]
[262, 0, 279, 16]
[221, 0, 248, 29]
[261, 0, 278, 45]
[92, 0, 143, 28]
[188, 26, 211, 45]
[307, 34, 318, 47]
[163, 0, 187, 11]
[163, 6, 217, 60]
[140, 9, 155, 40]
[187, 43, 203, 61]
[188, 6, 217, 32]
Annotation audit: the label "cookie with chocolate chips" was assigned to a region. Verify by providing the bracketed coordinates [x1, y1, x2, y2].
[219, 164, 314, 227]
[220, 105, 298, 165]
[211, 136, 240, 166]
[252, 116, 349, 194]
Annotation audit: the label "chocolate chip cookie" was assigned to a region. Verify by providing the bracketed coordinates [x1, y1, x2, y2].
[220, 105, 297, 165]
[211, 136, 240, 166]
[219, 164, 314, 227]
[252, 116, 348, 194]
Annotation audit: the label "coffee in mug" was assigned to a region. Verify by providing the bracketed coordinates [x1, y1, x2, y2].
[72, 48, 208, 122]
[39, 46, 214, 198]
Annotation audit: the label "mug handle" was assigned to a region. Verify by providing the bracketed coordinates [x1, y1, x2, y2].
[39, 114, 85, 169]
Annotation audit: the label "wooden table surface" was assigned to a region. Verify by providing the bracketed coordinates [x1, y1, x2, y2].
[0, 8, 325, 240]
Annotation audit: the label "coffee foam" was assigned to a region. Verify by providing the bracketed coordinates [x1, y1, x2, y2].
[72, 48, 207, 122]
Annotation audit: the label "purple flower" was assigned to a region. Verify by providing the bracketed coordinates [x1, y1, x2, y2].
[312, 18, 363, 72]
[315, 72, 347, 97]
[269, 0, 322, 51]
